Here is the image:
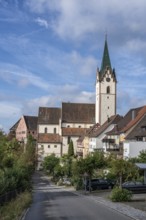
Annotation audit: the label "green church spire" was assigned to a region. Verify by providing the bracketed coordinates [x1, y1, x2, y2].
[100, 36, 111, 74]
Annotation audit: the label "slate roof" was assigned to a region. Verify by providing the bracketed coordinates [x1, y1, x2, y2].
[24, 116, 38, 130]
[9, 119, 20, 131]
[98, 38, 117, 82]
[38, 107, 61, 124]
[100, 38, 112, 75]
[62, 127, 88, 136]
[62, 102, 95, 124]
[88, 115, 122, 137]
[126, 114, 146, 139]
[38, 133, 62, 143]
[107, 106, 144, 135]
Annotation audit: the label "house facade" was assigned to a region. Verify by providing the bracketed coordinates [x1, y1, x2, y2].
[123, 113, 146, 159]
[105, 106, 146, 158]
[37, 107, 62, 169]
[88, 115, 122, 154]
[14, 115, 38, 144]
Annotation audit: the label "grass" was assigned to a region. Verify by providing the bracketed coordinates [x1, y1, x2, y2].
[0, 191, 32, 220]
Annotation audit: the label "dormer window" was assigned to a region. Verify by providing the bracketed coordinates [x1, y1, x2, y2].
[141, 126, 146, 132]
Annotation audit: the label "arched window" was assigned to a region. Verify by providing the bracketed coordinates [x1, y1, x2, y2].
[44, 127, 47, 133]
[107, 86, 110, 94]
[54, 128, 56, 134]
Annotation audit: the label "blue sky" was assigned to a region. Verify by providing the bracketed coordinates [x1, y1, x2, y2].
[1, 0, 146, 132]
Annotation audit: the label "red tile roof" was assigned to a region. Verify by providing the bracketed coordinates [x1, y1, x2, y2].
[38, 133, 62, 143]
[62, 127, 88, 136]
[88, 115, 122, 137]
[106, 106, 146, 135]
[121, 106, 146, 133]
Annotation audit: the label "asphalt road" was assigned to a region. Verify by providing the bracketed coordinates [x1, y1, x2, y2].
[24, 172, 133, 220]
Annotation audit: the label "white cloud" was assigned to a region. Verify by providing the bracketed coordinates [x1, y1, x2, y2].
[35, 17, 48, 29]
[70, 51, 97, 76]
[26, 0, 146, 41]
[0, 63, 50, 90]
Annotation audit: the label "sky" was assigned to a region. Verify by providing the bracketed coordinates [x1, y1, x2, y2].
[1, 0, 146, 133]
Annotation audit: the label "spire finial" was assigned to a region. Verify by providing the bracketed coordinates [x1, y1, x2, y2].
[105, 29, 107, 41]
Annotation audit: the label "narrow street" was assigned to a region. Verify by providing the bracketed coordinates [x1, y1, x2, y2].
[24, 172, 133, 220]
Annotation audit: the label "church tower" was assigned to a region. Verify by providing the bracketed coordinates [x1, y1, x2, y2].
[96, 37, 117, 125]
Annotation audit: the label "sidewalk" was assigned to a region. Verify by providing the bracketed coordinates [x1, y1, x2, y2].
[71, 189, 146, 220]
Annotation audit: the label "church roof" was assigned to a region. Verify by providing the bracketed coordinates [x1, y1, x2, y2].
[62, 102, 95, 124]
[38, 133, 62, 143]
[62, 127, 88, 136]
[97, 37, 117, 82]
[100, 37, 112, 75]
[38, 107, 61, 124]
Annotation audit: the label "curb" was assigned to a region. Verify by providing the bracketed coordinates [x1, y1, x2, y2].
[19, 208, 29, 220]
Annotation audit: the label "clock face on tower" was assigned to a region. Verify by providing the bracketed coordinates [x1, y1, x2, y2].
[106, 77, 110, 82]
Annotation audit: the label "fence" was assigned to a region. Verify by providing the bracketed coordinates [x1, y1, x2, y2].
[0, 188, 23, 205]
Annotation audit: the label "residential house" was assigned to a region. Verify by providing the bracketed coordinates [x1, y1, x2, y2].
[9, 119, 20, 140]
[105, 106, 146, 158]
[88, 115, 122, 154]
[14, 115, 38, 144]
[123, 113, 146, 159]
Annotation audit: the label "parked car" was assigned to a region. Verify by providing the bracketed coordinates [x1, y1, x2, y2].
[122, 181, 146, 193]
[85, 178, 115, 191]
[62, 177, 72, 186]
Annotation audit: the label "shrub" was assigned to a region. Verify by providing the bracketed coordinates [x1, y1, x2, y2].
[0, 191, 32, 220]
[72, 177, 84, 190]
[110, 187, 132, 202]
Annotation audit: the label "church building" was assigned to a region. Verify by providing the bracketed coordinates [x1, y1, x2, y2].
[96, 37, 117, 125]
[36, 38, 117, 169]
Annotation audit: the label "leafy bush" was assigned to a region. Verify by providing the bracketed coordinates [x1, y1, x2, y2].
[0, 191, 32, 220]
[110, 187, 132, 202]
[72, 177, 84, 190]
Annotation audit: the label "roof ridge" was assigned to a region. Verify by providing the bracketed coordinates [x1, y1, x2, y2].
[121, 106, 146, 133]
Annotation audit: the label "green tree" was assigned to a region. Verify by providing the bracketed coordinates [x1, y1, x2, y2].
[68, 140, 74, 157]
[138, 150, 146, 162]
[43, 154, 60, 176]
[110, 158, 139, 187]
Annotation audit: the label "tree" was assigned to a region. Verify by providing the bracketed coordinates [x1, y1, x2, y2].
[43, 154, 60, 176]
[110, 158, 139, 188]
[68, 140, 74, 157]
[138, 150, 146, 163]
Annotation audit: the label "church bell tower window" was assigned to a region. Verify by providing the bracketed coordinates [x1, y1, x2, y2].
[107, 86, 110, 94]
